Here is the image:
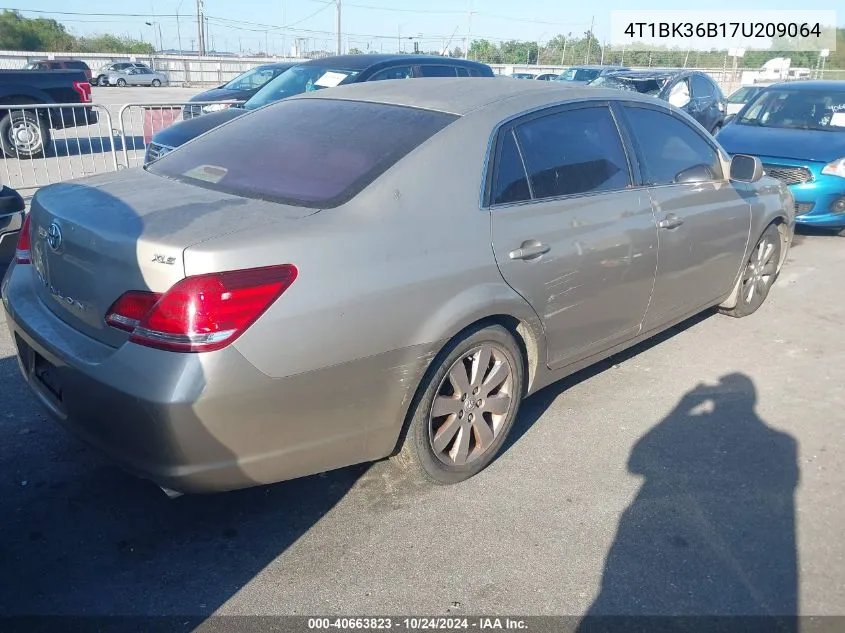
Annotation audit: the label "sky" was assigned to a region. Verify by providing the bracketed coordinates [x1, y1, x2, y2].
[6, 0, 843, 55]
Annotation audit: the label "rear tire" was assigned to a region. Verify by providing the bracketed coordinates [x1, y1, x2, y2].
[152, 79, 162, 87]
[721, 224, 782, 318]
[393, 324, 524, 485]
[0, 110, 50, 159]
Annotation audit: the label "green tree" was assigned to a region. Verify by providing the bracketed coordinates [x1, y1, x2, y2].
[0, 9, 152, 53]
[0, 10, 74, 50]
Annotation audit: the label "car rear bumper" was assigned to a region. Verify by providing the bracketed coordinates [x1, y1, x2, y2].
[1, 264, 411, 494]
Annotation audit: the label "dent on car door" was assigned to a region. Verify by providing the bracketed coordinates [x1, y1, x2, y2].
[619, 104, 750, 329]
[488, 104, 658, 370]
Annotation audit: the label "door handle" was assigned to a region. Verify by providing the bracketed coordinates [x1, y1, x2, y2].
[509, 241, 551, 260]
[657, 214, 684, 230]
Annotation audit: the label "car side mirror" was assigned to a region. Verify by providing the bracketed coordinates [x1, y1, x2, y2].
[0, 186, 25, 214]
[674, 164, 714, 184]
[730, 154, 764, 183]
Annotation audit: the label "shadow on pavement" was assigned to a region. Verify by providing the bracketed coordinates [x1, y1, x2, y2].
[577, 372, 799, 631]
[791, 224, 842, 248]
[0, 346, 370, 616]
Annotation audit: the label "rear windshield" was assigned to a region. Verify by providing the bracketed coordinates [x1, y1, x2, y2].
[147, 98, 458, 208]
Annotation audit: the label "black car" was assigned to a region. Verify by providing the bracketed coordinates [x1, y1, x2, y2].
[182, 62, 298, 119]
[146, 54, 495, 163]
[556, 65, 628, 85]
[589, 69, 727, 134]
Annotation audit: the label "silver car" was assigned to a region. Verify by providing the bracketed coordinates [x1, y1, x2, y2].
[2, 79, 795, 495]
[107, 66, 167, 87]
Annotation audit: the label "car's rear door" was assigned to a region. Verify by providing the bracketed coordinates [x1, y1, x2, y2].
[488, 102, 659, 370]
[617, 102, 750, 329]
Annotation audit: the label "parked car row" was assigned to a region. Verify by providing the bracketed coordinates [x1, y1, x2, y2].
[2, 59, 801, 497]
[147, 54, 496, 162]
[25, 58, 169, 87]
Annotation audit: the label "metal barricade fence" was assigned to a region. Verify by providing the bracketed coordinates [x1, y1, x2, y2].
[117, 101, 245, 170]
[0, 103, 116, 195]
[0, 101, 243, 195]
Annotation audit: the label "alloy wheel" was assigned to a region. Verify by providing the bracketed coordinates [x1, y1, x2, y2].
[429, 344, 515, 466]
[741, 233, 779, 305]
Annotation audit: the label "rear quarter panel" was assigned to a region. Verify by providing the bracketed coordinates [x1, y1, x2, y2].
[183, 113, 543, 456]
[186, 113, 542, 379]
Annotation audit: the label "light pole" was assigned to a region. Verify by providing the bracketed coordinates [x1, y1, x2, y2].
[175, 0, 186, 55]
[145, 21, 163, 51]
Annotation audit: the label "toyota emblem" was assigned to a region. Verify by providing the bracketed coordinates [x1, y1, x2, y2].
[46, 222, 62, 252]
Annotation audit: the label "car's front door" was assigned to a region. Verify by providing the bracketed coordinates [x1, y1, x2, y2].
[618, 103, 751, 329]
[489, 103, 659, 370]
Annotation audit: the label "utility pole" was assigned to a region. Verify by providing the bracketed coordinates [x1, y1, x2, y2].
[464, 0, 473, 59]
[196, 0, 205, 55]
[585, 15, 594, 64]
[335, 0, 342, 55]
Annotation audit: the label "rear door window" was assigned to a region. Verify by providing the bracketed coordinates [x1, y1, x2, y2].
[370, 66, 413, 81]
[491, 130, 530, 205]
[148, 99, 457, 208]
[514, 106, 632, 199]
[691, 74, 715, 99]
[418, 65, 459, 78]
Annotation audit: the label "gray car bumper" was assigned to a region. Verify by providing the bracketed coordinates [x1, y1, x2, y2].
[1, 263, 420, 494]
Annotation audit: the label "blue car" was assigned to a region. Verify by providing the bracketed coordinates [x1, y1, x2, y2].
[717, 81, 845, 234]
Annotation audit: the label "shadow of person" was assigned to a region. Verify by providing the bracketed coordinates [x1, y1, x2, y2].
[578, 373, 799, 632]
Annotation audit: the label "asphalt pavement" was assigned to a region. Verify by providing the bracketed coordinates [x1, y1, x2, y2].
[0, 229, 843, 618]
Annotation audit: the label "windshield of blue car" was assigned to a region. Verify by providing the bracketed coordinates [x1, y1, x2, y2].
[727, 86, 761, 104]
[737, 89, 845, 131]
[590, 75, 667, 95]
[244, 66, 361, 110]
[557, 68, 601, 82]
[223, 66, 280, 91]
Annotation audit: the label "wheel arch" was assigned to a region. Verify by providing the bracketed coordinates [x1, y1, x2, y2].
[387, 306, 545, 458]
[719, 218, 789, 310]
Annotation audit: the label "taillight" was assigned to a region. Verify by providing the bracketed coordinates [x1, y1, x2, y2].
[105, 291, 161, 332]
[14, 214, 32, 265]
[104, 265, 298, 353]
[72, 80, 91, 103]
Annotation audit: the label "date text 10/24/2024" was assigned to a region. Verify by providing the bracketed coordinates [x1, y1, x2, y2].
[308, 618, 528, 630]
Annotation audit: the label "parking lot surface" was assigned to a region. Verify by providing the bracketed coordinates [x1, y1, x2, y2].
[0, 230, 843, 617]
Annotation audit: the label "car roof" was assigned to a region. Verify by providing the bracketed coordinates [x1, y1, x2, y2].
[257, 62, 298, 70]
[291, 76, 658, 116]
[298, 54, 487, 70]
[565, 65, 625, 70]
[767, 80, 845, 91]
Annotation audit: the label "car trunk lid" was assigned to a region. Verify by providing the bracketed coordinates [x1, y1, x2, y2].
[27, 169, 315, 348]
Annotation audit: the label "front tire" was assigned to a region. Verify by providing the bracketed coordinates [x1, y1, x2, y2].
[0, 110, 51, 159]
[394, 324, 524, 485]
[721, 224, 782, 318]
[116, 78, 127, 87]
